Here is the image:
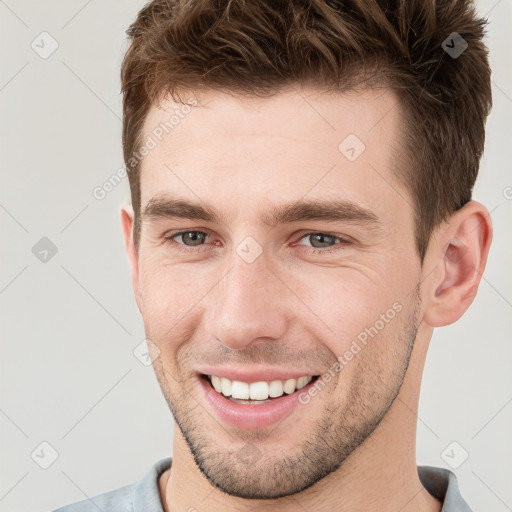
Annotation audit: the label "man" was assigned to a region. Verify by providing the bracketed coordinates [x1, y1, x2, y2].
[53, 0, 493, 511]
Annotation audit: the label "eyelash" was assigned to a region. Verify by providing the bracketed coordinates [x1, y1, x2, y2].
[164, 230, 351, 255]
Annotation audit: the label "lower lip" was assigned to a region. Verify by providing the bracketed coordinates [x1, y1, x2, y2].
[199, 375, 318, 429]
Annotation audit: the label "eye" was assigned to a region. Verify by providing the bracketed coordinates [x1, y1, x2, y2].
[295, 232, 351, 253]
[299, 233, 337, 248]
[168, 230, 210, 247]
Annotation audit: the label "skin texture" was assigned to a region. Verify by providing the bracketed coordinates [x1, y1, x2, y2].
[120, 87, 492, 512]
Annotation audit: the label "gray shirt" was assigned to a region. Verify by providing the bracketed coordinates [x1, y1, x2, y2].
[51, 457, 473, 512]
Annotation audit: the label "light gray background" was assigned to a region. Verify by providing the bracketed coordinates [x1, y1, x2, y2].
[1, 1, 510, 511]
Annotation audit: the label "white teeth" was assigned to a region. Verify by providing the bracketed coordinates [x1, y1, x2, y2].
[283, 379, 297, 394]
[268, 380, 284, 398]
[220, 377, 232, 397]
[249, 381, 269, 400]
[208, 375, 314, 400]
[296, 376, 309, 390]
[211, 376, 222, 393]
[231, 381, 250, 399]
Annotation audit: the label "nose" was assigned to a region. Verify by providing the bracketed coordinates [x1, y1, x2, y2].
[204, 255, 289, 350]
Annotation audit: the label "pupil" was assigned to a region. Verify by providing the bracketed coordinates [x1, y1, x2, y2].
[185, 232, 204, 245]
[312, 234, 332, 248]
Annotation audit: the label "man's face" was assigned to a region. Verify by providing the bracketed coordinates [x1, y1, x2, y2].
[131, 87, 424, 498]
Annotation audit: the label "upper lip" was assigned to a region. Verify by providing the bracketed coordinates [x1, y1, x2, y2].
[197, 366, 320, 383]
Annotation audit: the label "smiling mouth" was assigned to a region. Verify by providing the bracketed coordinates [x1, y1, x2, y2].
[201, 374, 320, 404]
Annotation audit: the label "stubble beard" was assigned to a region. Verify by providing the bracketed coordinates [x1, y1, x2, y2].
[152, 298, 419, 499]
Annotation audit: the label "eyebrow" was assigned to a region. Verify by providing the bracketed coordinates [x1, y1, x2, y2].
[142, 195, 381, 229]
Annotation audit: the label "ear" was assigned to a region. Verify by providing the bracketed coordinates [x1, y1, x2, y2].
[422, 201, 493, 327]
[120, 203, 142, 312]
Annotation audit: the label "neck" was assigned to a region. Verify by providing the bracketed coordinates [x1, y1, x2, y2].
[161, 324, 441, 512]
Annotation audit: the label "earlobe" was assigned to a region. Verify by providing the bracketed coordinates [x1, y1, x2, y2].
[120, 204, 142, 311]
[422, 201, 492, 327]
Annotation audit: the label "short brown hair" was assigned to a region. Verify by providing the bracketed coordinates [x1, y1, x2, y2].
[121, 0, 492, 259]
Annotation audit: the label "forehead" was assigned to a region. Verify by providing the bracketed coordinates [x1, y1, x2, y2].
[138, 87, 410, 226]
[142, 86, 401, 151]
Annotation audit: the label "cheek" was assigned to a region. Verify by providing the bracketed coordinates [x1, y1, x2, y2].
[140, 253, 205, 303]
[326, 303, 413, 406]
[137, 257, 216, 343]
[292, 267, 406, 355]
